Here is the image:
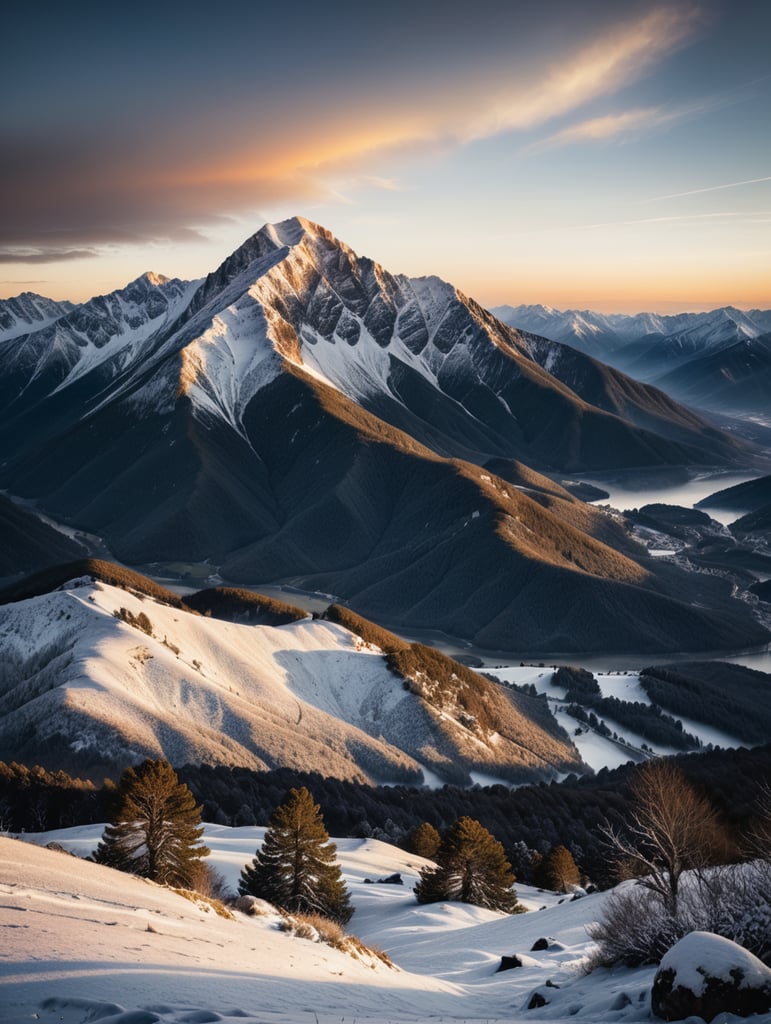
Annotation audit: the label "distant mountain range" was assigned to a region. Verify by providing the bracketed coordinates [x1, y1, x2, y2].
[0, 217, 766, 654]
[492, 304, 771, 414]
[0, 292, 75, 343]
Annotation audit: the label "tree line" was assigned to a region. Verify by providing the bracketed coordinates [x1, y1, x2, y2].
[2, 744, 769, 888]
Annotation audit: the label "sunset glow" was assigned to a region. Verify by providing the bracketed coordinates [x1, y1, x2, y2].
[2, 0, 768, 313]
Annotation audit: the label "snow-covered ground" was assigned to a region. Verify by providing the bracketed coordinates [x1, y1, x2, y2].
[488, 666, 745, 772]
[0, 579, 576, 786]
[0, 825, 660, 1024]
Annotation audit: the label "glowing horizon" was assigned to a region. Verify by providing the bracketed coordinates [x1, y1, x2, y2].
[2, 0, 769, 315]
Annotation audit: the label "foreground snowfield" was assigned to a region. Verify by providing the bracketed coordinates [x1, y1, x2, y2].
[0, 825, 666, 1024]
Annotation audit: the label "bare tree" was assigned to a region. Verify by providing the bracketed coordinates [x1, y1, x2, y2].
[744, 780, 771, 862]
[603, 759, 730, 916]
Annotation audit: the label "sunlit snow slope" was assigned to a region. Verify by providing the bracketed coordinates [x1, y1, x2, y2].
[0, 829, 660, 1024]
[0, 577, 581, 783]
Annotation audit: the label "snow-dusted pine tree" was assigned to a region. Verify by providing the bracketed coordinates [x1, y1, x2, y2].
[534, 844, 581, 892]
[406, 821, 441, 860]
[239, 787, 352, 924]
[414, 816, 522, 912]
[94, 759, 209, 888]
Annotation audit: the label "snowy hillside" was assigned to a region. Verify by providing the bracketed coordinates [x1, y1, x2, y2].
[0, 827, 661, 1024]
[0, 576, 581, 784]
[489, 665, 749, 772]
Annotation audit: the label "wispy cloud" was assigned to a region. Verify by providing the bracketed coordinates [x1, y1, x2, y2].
[0, 279, 49, 285]
[0, 248, 100, 264]
[573, 210, 771, 231]
[469, 4, 703, 141]
[645, 175, 771, 202]
[0, 5, 705, 261]
[357, 176, 407, 192]
[526, 106, 678, 152]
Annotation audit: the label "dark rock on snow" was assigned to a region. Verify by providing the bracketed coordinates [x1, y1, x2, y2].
[652, 932, 771, 1022]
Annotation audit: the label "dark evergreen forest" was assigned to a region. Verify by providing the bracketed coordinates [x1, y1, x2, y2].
[2, 744, 768, 888]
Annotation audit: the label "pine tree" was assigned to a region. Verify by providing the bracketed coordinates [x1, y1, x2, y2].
[406, 821, 441, 860]
[239, 787, 352, 924]
[414, 816, 521, 913]
[94, 759, 209, 888]
[534, 844, 581, 892]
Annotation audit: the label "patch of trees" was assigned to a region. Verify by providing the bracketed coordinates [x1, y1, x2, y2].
[384, 643, 571, 754]
[566, 704, 613, 738]
[0, 559, 189, 610]
[552, 665, 600, 702]
[0, 761, 109, 832]
[640, 662, 771, 746]
[567, 696, 700, 751]
[176, 745, 770, 886]
[553, 666, 699, 750]
[414, 816, 522, 913]
[387, 642, 500, 734]
[322, 604, 408, 653]
[113, 607, 154, 635]
[184, 588, 307, 625]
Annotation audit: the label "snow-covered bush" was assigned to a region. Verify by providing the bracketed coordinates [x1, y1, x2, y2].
[588, 882, 679, 967]
[588, 861, 771, 968]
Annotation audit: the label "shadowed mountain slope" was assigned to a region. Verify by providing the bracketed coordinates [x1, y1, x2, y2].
[493, 302, 771, 417]
[652, 333, 771, 414]
[0, 218, 764, 653]
[0, 497, 86, 579]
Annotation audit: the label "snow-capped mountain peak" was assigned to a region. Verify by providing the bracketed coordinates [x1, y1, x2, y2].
[0, 291, 75, 345]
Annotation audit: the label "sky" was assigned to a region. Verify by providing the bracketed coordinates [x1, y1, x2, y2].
[1, 0, 769, 313]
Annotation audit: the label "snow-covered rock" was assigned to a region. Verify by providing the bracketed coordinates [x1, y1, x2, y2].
[652, 931, 771, 1022]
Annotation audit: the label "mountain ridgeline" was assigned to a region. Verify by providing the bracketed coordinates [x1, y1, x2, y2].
[0, 217, 766, 654]
[492, 303, 771, 415]
[0, 561, 583, 783]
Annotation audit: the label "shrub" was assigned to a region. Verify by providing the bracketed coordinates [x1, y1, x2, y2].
[405, 821, 441, 860]
[113, 607, 154, 636]
[588, 862, 771, 968]
[587, 883, 679, 967]
[185, 587, 307, 625]
[534, 844, 581, 892]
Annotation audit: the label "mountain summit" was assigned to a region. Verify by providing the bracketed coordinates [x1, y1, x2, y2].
[0, 218, 765, 653]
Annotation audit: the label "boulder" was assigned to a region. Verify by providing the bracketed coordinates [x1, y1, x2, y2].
[497, 954, 523, 973]
[525, 980, 559, 1010]
[652, 931, 771, 1022]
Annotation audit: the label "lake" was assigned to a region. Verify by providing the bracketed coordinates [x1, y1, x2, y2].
[583, 470, 758, 525]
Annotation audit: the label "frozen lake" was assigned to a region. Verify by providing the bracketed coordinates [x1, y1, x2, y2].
[584, 470, 758, 525]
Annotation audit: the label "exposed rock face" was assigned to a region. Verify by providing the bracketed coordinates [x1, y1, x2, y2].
[0, 217, 766, 654]
[652, 932, 771, 1022]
